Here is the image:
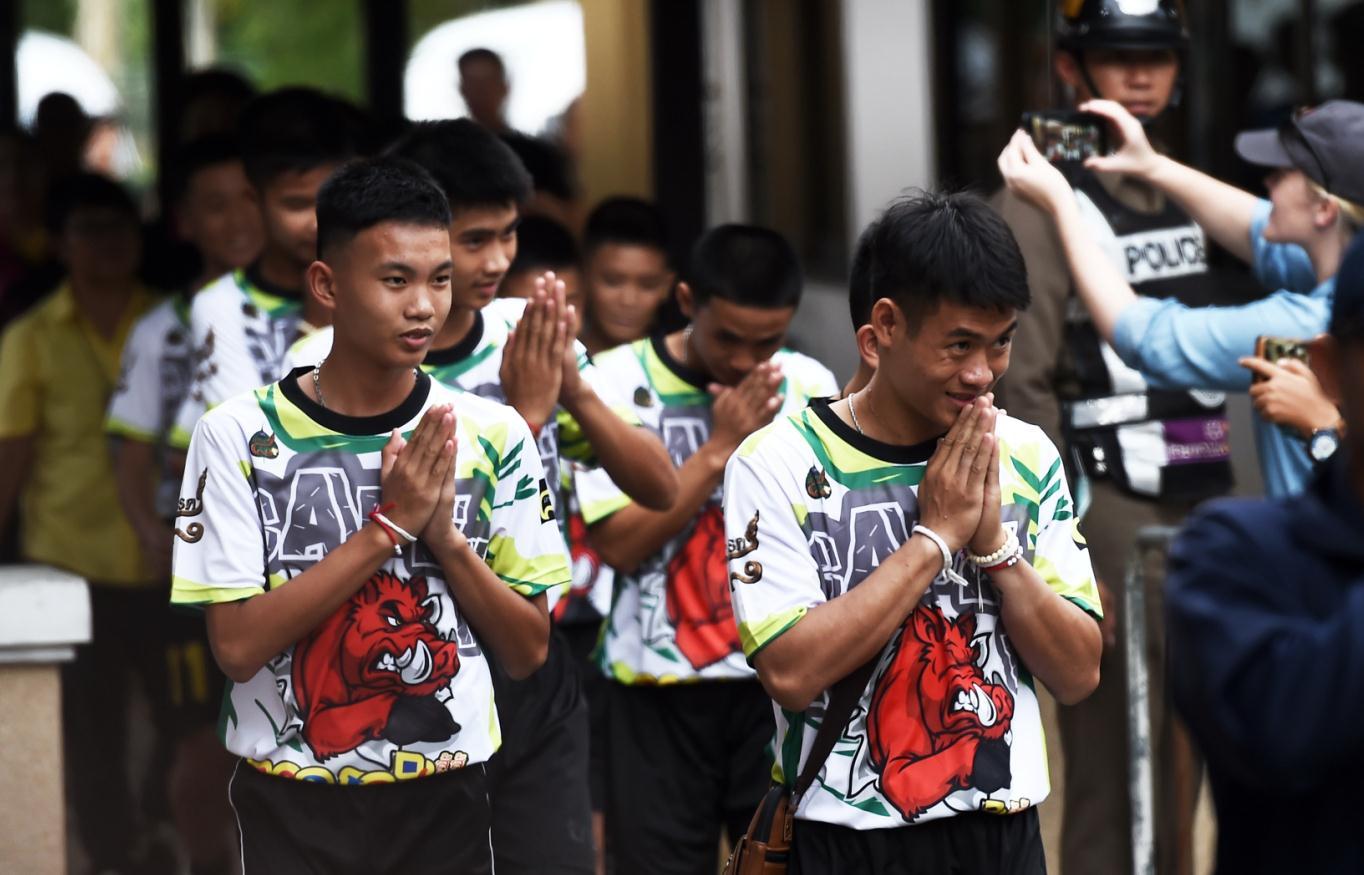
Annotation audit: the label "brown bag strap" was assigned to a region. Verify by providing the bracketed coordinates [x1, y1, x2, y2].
[791, 657, 878, 804]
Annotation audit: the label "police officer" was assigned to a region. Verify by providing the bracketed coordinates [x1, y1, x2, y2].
[993, 2, 1218, 873]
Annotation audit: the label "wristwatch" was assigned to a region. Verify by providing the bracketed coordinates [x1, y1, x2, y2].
[1309, 426, 1341, 463]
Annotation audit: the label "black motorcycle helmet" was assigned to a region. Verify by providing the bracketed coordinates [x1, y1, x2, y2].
[1057, 0, 1188, 119]
[1057, 0, 1188, 52]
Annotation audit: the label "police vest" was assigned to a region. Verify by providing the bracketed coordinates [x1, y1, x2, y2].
[1060, 173, 1233, 501]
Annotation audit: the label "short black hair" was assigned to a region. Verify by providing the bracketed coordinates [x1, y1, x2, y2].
[507, 216, 578, 279]
[458, 48, 506, 77]
[45, 172, 138, 235]
[183, 68, 257, 106]
[686, 224, 802, 309]
[237, 87, 359, 189]
[867, 191, 1030, 329]
[848, 220, 877, 331]
[584, 196, 669, 259]
[165, 135, 242, 205]
[315, 157, 452, 260]
[389, 119, 532, 213]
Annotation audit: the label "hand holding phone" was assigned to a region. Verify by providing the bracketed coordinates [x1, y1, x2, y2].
[1252, 335, 1310, 382]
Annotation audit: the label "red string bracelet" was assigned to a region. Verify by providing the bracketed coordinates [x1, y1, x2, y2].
[368, 502, 404, 555]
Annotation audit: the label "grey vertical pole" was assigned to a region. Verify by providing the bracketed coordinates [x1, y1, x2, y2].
[1126, 525, 1178, 875]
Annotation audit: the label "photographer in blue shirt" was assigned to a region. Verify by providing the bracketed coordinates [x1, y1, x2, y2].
[999, 99, 1364, 497]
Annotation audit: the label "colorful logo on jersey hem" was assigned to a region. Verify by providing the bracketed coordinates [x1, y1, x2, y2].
[249, 430, 279, 458]
[246, 747, 471, 784]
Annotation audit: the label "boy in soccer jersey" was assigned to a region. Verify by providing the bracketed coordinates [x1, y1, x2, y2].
[105, 135, 259, 873]
[577, 196, 675, 357]
[576, 224, 839, 872]
[286, 119, 677, 874]
[498, 214, 582, 311]
[170, 88, 357, 447]
[724, 193, 1102, 873]
[172, 157, 565, 873]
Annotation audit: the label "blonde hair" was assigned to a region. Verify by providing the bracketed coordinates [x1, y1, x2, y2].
[1309, 181, 1364, 231]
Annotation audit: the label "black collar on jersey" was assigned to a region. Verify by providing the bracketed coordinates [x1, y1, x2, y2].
[279, 365, 432, 436]
[244, 262, 302, 301]
[810, 396, 941, 465]
[651, 330, 710, 389]
[424, 309, 485, 367]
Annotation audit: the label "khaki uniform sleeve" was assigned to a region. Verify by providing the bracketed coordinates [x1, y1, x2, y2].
[990, 187, 1072, 452]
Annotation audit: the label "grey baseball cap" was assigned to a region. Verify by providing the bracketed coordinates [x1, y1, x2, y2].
[1234, 100, 1364, 205]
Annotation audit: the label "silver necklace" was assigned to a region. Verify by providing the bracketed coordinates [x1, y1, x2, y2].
[312, 357, 328, 409]
[848, 390, 865, 435]
[313, 357, 420, 411]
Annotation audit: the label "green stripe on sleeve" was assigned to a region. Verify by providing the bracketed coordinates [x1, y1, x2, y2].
[739, 605, 808, 659]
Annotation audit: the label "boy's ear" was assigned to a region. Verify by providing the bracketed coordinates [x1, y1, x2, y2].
[856, 322, 879, 372]
[1308, 333, 1343, 405]
[676, 281, 695, 320]
[306, 260, 338, 313]
[870, 297, 902, 348]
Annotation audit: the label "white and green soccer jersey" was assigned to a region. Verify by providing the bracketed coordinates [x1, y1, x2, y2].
[575, 335, 839, 684]
[170, 372, 569, 783]
[105, 294, 193, 516]
[724, 399, 1101, 830]
[170, 269, 305, 448]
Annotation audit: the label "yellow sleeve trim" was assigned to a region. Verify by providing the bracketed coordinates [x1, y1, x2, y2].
[171, 576, 264, 606]
[739, 605, 808, 659]
[580, 493, 632, 526]
[104, 417, 158, 442]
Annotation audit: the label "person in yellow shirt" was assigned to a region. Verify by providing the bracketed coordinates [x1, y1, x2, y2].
[0, 172, 160, 873]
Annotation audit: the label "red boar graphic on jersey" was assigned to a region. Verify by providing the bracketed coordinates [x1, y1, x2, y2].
[666, 505, 741, 669]
[292, 571, 462, 759]
[866, 606, 1015, 821]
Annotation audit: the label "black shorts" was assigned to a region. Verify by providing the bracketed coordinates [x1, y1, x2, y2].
[228, 759, 493, 874]
[558, 619, 609, 809]
[790, 808, 1046, 875]
[605, 680, 774, 875]
[485, 625, 595, 874]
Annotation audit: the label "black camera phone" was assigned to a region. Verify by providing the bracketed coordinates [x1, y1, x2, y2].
[1020, 111, 1109, 163]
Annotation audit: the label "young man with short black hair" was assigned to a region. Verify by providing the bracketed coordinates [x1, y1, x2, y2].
[170, 87, 357, 447]
[499, 214, 581, 310]
[725, 193, 1101, 873]
[172, 156, 565, 873]
[287, 118, 676, 875]
[578, 196, 674, 356]
[578, 223, 838, 871]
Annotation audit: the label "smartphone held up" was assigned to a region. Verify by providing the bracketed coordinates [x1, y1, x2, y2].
[1021, 111, 1109, 163]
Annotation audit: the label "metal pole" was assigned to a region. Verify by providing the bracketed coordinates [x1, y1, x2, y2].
[1126, 524, 1179, 875]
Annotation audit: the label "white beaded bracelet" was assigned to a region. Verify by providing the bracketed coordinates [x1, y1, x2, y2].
[968, 526, 1019, 568]
[912, 524, 969, 587]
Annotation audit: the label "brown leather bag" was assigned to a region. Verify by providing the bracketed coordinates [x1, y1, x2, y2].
[724, 659, 876, 875]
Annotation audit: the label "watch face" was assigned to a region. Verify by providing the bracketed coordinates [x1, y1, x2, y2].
[1311, 430, 1340, 462]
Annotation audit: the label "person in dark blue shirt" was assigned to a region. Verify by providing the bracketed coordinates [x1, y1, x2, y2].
[1165, 234, 1364, 873]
